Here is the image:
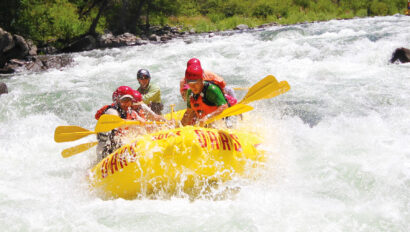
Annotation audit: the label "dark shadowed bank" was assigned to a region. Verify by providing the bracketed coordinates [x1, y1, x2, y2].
[0, 22, 273, 75]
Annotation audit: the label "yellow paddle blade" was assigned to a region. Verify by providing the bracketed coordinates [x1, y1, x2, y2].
[61, 141, 98, 158]
[233, 87, 249, 90]
[239, 75, 280, 105]
[95, 114, 132, 133]
[263, 80, 291, 100]
[54, 126, 96, 143]
[95, 114, 164, 133]
[205, 104, 253, 124]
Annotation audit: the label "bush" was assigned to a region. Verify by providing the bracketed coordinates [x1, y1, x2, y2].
[221, 0, 247, 17]
[14, 0, 92, 46]
[253, 2, 274, 18]
[355, 8, 368, 17]
[369, 0, 388, 16]
[293, 0, 310, 9]
[208, 13, 226, 23]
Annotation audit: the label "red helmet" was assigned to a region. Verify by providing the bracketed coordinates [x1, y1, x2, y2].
[185, 64, 203, 81]
[131, 90, 142, 103]
[187, 58, 201, 68]
[112, 86, 134, 102]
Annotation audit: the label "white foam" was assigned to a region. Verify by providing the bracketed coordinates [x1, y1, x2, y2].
[0, 15, 409, 231]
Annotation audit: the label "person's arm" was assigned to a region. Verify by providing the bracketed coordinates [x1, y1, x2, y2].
[179, 77, 186, 100]
[104, 108, 120, 116]
[181, 91, 196, 126]
[224, 86, 237, 99]
[141, 103, 166, 121]
[181, 108, 197, 126]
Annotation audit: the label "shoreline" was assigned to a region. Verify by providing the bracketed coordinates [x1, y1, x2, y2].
[1, 14, 407, 76]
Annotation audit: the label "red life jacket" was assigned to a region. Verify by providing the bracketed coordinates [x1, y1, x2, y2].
[201, 71, 237, 106]
[95, 104, 114, 120]
[131, 105, 146, 119]
[189, 82, 223, 119]
[95, 103, 137, 120]
[203, 71, 226, 90]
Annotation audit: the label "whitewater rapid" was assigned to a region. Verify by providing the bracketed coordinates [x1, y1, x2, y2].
[1, 15, 409, 231]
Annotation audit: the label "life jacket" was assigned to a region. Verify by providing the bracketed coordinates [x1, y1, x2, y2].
[203, 71, 226, 90]
[131, 105, 146, 120]
[95, 103, 114, 120]
[189, 82, 223, 119]
[203, 72, 238, 106]
[95, 103, 137, 120]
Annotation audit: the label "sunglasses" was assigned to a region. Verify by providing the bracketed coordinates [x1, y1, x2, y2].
[120, 97, 132, 103]
[137, 75, 150, 80]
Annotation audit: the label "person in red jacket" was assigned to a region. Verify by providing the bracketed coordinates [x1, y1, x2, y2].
[179, 58, 237, 106]
[95, 86, 140, 161]
[130, 89, 166, 122]
[181, 65, 228, 126]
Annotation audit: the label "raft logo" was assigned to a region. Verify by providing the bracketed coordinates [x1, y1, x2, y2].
[100, 143, 138, 178]
[151, 130, 182, 140]
[194, 129, 242, 152]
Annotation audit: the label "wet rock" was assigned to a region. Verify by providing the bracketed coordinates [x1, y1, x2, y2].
[235, 24, 249, 30]
[160, 35, 171, 42]
[117, 32, 139, 46]
[149, 34, 160, 42]
[27, 39, 37, 56]
[62, 35, 97, 53]
[0, 67, 14, 74]
[98, 32, 117, 48]
[135, 38, 148, 45]
[0, 82, 8, 95]
[6, 34, 30, 59]
[37, 46, 58, 55]
[1, 28, 37, 69]
[1, 55, 73, 73]
[36, 55, 73, 70]
[390, 47, 410, 63]
[0, 28, 14, 53]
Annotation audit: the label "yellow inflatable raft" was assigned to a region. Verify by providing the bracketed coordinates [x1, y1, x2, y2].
[88, 126, 265, 199]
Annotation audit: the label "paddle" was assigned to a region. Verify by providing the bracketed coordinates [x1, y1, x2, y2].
[203, 75, 290, 124]
[205, 104, 253, 124]
[239, 75, 287, 105]
[61, 141, 98, 158]
[54, 126, 97, 143]
[233, 87, 249, 90]
[264, 80, 290, 100]
[95, 114, 165, 133]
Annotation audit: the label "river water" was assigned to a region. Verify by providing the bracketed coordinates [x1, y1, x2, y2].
[1, 15, 409, 231]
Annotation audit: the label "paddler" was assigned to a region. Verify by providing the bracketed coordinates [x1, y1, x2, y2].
[95, 86, 141, 161]
[136, 69, 163, 115]
[181, 64, 229, 127]
[130, 89, 166, 122]
[179, 58, 237, 106]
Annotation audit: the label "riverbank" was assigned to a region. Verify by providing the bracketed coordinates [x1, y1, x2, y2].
[1, 14, 408, 76]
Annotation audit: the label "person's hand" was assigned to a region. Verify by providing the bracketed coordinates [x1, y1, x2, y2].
[198, 116, 209, 127]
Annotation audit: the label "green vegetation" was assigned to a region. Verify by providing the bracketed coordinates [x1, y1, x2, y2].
[0, 0, 407, 48]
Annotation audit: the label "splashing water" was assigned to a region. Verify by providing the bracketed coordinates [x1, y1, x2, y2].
[0, 15, 409, 231]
